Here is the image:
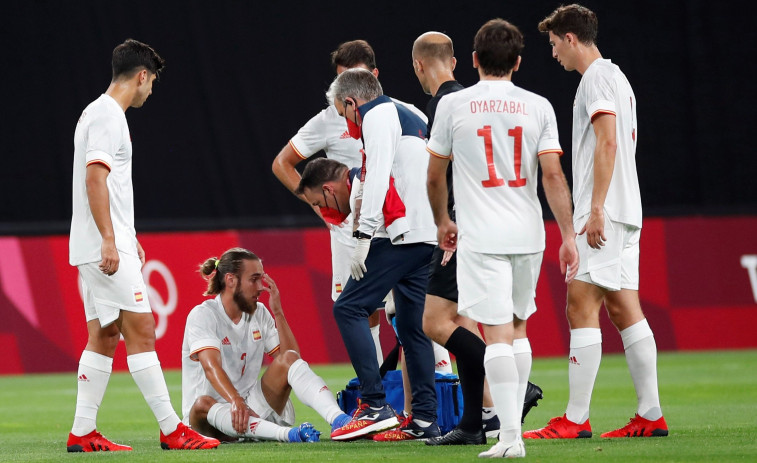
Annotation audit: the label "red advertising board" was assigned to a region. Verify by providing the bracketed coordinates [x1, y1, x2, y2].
[1, 216, 755, 374]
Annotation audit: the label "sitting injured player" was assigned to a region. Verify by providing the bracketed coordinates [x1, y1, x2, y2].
[181, 247, 351, 442]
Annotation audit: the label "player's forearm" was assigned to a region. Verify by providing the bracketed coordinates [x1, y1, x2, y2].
[85, 175, 115, 241]
[591, 141, 616, 214]
[542, 170, 575, 240]
[272, 311, 300, 354]
[203, 361, 243, 404]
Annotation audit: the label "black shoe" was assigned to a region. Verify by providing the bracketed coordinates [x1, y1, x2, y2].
[522, 382, 544, 424]
[425, 427, 486, 446]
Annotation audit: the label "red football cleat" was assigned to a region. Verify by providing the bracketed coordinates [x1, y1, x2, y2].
[160, 422, 220, 450]
[66, 430, 132, 452]
[601, 414, 668, 438]
[523, 414, 592, 439]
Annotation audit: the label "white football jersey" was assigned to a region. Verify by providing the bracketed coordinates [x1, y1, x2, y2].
[427, 80, 563, 254]
[181, 296, 280, 421]
[572, 59, 641, 229]
[70, 94, 138, 265]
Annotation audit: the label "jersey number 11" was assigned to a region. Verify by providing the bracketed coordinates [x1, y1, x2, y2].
[477, 125, 526, 189]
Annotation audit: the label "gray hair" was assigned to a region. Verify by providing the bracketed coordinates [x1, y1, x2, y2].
[327, 68, 383, 106]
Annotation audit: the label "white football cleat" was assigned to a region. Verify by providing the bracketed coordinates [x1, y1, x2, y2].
[478, 439, 526, 458]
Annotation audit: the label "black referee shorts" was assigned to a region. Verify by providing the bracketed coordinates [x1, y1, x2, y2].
[426, 246, 458, 302]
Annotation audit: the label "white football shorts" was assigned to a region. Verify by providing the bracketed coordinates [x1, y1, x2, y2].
[457, 239, 542, 325]
[78, 252, 151, 327]
[330, 232, 354, 301]
[246, 379, 295, 426]
[574, 213, 641, 291]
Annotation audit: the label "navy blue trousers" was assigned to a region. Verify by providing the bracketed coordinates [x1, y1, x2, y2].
[333, 238, 437, 422]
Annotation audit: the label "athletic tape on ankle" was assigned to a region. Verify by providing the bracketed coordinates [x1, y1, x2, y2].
[620, 319, 653, 349]
[570, 328, 602, 349]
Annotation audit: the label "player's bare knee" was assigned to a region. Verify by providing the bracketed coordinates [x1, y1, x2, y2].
[276, 349, 301, 368]
[192, 395, 218, 415]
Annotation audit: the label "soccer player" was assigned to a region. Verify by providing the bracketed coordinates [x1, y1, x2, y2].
[272, 40, 398, 366]
[181, 247, 351, 443]
[426, 19, 578, 458]
[68, 39, 219, 452]
[298, 69, 441, 441]
[413, 31, 544, 446]
[524, 4, 667, 439]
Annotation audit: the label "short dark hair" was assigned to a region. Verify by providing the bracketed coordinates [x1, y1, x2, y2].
[296, 158, 348, 195]
[111, 39, 165, 81]
[474, 19, 524, 77]
[331, 40, 377, 71]
[538, 4, 598, 45]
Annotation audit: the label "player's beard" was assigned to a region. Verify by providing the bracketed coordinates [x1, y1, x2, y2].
[233, 284, 257, 314]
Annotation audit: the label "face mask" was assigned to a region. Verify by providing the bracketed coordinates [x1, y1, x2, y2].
[344, 100, 362, 139]
[319, 189, 348, 225]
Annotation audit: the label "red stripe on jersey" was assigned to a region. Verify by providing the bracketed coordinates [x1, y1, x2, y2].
[86, 160, 111, 171]
[267, 345, 280, 356]
[537, 149, 564, 157]
[590, 110, 616, 123]
[288, 140, 308, 160]
[189, 346, 220, 361]
[427, 147, 450, 159]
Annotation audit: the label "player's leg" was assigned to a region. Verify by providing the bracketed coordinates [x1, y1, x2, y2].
[601, 226, 666, 437]
[114, 255, 218, 449]
[262, 349, 350, 430]
[203, 382, 320, 443]
[564, 279, 605, 425]
[67, 267, 131, 452]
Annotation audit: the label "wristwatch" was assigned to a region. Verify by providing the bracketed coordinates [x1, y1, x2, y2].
[353, 231, 372, 240]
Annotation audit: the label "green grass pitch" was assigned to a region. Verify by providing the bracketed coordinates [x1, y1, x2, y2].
[0, 350, 755, 462]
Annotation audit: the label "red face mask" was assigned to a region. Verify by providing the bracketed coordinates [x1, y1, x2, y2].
[345, 101, 362, 139]
[319, 189, 348, 225]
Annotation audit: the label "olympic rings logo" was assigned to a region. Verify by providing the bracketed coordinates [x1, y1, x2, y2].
[142, 260, 177, 339]
[76, 259, 178, 339]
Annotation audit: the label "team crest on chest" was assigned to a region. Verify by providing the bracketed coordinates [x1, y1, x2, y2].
[252, 329, 262, 341]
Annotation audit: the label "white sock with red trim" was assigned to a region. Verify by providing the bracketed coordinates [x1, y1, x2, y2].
[208, 403, 290, 441]
[71, 350, 112, 436]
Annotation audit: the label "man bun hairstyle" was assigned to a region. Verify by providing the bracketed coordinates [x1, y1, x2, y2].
[199, 247, 259, 296]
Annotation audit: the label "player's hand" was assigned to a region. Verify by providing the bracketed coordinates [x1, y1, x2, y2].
[261, 273, 282, 313]
[440, 250, 455, 266]
[99, 239, 119, 276]
[136, 240, 146, 268]
[559, 235, 579, 283]
[231, 396, 252, 434]
[350, 237, 371, 280]
[437, 221, 458, 252]
[578, 210, 606, 249]
[384, 294, 395, 324]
